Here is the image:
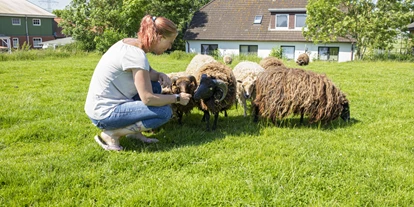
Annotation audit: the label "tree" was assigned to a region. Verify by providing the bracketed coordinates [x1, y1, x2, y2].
[55, 0, 210, 52]
[303, 0, 414, 59]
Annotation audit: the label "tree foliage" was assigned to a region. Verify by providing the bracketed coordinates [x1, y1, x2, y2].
[303, 0, 414, 59]
[54, 0, 209, 53]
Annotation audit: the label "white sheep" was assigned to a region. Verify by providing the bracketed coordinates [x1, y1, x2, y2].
[232, 61, 265, 117]
[185, 54, 217, 76]
[223, 55, 233, 64]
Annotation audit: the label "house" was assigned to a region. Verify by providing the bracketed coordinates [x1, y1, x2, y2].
[184, 0, 355, 62]
[408, 22, 414, 35]
[0, 0, 56, 49]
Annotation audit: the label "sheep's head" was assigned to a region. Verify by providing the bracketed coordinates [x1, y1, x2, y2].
[194, 74, 228, 102]
[171, 75, 197, 95]
[340, 101, 350, 122]
[237, 77, 256, 99]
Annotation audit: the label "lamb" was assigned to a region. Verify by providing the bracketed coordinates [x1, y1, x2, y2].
[223, 55, 233, 64]
[296, 53, 309, 66]
[193, 62, 237, 130]
[162, 72, 198, 125]
[253, 66, 350, 125]
[232, 61, 265, 117]
[185, 54, 217, 76]
[259, 56, 285, 70]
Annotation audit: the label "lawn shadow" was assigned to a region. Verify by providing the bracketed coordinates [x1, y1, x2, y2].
[255, 116, 360, 130]
[121, 111, 261, 152]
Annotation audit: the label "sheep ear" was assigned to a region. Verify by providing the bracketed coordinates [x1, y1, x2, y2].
[214, 79, 228, 102]
[171, 76, 178, 86]
[188, 75, 197, 85]
[237, 79, 242, 83]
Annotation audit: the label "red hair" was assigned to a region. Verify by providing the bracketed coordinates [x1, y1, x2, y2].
[137, 15, 177, 52]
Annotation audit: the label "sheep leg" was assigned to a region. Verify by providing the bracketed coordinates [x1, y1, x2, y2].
[300, 111, 304, 124]
[212, 112, 219, 130]
[177, 111, 183, 125]
[202, 110, 211, 131]
[224, 110, 228, 117]
[242, 98, 247, 117]
[252, 104, 259, 122]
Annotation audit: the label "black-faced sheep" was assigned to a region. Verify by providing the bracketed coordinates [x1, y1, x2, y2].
[223, 55, 233, 65]
[232, 61, 264, 117]
[193, 62, 237, 130]
[259, 56, 285, 70]
[185, 54, 217, 76]
[296, 53, 309, 66]
[162, 72, 198, 125]
[253, 66, 350, 125]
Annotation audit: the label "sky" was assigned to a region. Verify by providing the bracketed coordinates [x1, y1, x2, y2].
[28, 0, 72, 12]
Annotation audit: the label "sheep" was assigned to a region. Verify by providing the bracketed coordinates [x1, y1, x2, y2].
[193, 62, 237, 130]
[162, 72, 198, 125]
[232, 61, 265, 117]
[259, 56, 285, 70]
[252, 66, 350, 125]
[296, 53, 309, 66]
[223, 55, 233, 64]
[185, 54, 217, 76]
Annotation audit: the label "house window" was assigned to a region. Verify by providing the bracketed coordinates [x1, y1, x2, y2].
[12, 38, 19, 48]
[240, 45, 258, 55]
[254, 15, 263, 24]
[318, 47, 339, 61]
[276, 14, 288, 29]
[33, 38, 42, 48]
[33, 19, 41, 26]
[201, 44, 218, 55]
[295, 14, 306, 28]
[12, 18, 21, 25]
[281, 46, 295, 60]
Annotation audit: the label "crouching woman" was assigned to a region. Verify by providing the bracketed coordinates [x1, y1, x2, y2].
[84, 15, 192, 151]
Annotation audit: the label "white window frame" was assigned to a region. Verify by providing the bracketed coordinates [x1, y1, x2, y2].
[276, 14, 289, 30]
[12, 18, 21, 25]
[12, 38, 19, 48]
[33, 38, 42, 48]
[33, 19, 41, 26]
[295, 14, 307, 30]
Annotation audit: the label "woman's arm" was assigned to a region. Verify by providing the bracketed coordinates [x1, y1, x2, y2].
[149, 66, 171, 87]
[132, 68, 191, 106]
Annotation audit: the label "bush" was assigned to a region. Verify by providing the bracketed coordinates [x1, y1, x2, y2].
[269, 47, 283, 59]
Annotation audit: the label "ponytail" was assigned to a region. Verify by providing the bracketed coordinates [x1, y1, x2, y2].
[138, 15, 178, 52]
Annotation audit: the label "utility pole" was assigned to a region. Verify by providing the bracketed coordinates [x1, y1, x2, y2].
[38, 0, 58, 12]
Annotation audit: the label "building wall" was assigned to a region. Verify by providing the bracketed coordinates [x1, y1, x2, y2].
[0, 16, 54, 48]
[186, 40, 355, 62]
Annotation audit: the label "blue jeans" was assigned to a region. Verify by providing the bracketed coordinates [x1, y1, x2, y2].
[90, 81, 172, 130]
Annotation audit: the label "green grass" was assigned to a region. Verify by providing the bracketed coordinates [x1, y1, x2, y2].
[0, 53, 413, 206]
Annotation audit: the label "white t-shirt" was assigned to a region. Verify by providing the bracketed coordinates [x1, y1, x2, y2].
[84, 40, 150, 120]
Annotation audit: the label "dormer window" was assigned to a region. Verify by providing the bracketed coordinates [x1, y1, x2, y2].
[295, 14, 307, 29]
[276, 14, 288, 29]
[254, 15, 263, 24]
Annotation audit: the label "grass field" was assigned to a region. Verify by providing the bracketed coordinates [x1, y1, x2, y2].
[0, 53, 413, 206]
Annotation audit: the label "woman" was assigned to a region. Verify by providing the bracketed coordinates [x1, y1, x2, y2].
[85, 15, 192, 151]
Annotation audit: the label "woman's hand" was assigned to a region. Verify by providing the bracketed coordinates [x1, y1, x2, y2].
[178, 92, 192, 106]
[158, 72, 171, 88]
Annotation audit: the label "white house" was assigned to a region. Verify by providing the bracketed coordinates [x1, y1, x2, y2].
[184, 0, 355, 62]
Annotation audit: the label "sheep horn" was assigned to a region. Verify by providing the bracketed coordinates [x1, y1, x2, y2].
[213, 79, 228, 102]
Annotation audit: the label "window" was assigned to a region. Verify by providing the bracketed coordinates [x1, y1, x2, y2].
[276, 14, 288, 29]
[33, 38, 42, 48]
[281, 46, 295, 60]
[12, 18, 21, 25]
[240, 45, 258, 55]
[254, 15, 263, 24]
[201, 44, 218, 55]
[33, 19, 41, 26]
[295, 14, 306, 28]
[318, 47, 339, 61]
[12, 38, 19, 48]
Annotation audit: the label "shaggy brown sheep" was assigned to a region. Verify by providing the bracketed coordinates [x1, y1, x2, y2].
[223, 55, 233, 64]
[253, 66, 350, 124]
[162, 73, 198, 125]
[296, 53, 309, 66]
[259, 56, 285, 70]
[193, 62, 237, 130]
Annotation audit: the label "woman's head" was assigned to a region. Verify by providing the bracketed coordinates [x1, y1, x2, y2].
[138, 15, 178, 54]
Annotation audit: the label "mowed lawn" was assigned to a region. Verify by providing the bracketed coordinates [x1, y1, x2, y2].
[0, 53, 413, 206]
